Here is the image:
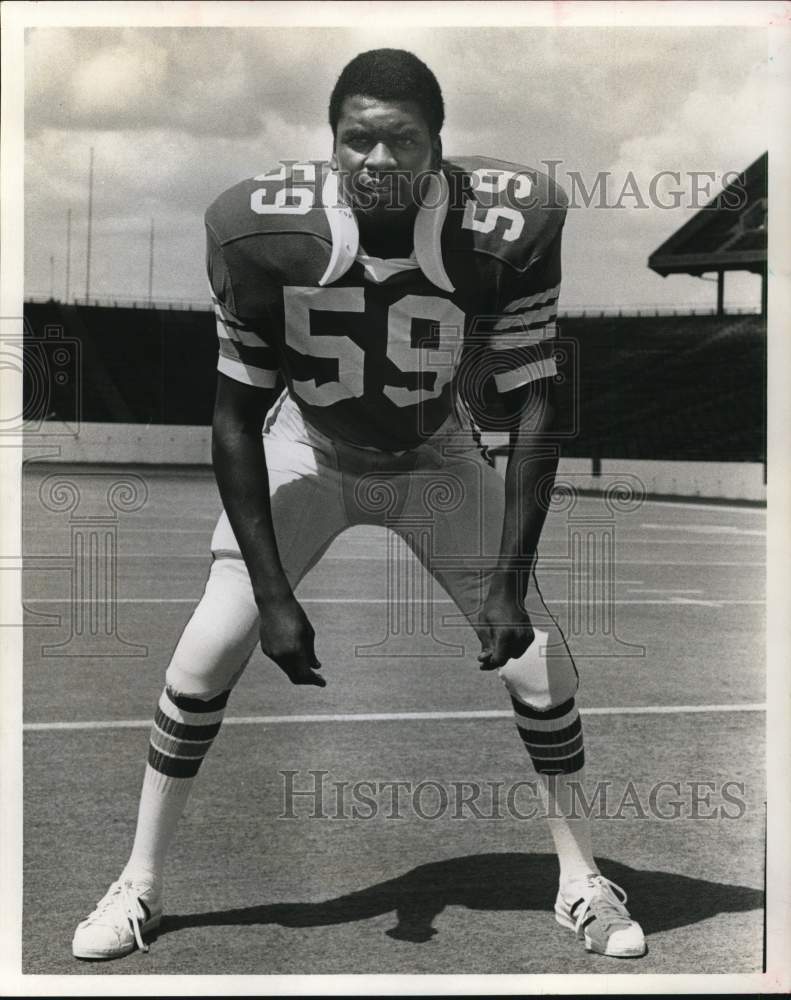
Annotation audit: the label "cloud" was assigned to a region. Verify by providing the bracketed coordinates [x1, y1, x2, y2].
[604, 61, 767, 270]
[25, 27, 340, 137]
[22, 25, 770, 307]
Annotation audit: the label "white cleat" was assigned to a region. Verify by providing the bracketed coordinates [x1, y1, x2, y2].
[72, 878, 162, 960]
[555, 874, 646, 958]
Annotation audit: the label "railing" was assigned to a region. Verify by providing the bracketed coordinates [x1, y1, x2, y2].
[24, 294, 214, 312]
[558, 305, 762, 318]
[23, 294, 763, 318]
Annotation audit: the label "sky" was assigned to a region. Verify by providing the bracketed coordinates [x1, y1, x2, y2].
[23, 23, 769, 310]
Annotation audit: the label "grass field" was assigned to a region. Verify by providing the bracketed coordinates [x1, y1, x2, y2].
[21, 463, 765, 976]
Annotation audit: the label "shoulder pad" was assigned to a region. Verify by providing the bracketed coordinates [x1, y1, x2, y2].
[204, 161, 336, 247]
[205, 161, 359, 287]
[445, 156, 567, 272]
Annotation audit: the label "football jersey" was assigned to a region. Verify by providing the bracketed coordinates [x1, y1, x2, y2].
[205, 156, 567, 452]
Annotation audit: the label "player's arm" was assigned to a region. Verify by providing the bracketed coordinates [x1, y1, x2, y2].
[211, 372, 289, 602]
[477, 379, 560, 669]
[211, 373, 325, 687]
[476, 221, 565, 670]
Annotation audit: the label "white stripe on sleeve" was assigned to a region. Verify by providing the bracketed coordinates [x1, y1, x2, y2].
[489, 325, 556, 351]
[493, 357, 557, 392]
[502, 284, 560, 314]
[494, 302, 557, 331]
[217, 354, 279, 388]
[213, 302, 271, 348]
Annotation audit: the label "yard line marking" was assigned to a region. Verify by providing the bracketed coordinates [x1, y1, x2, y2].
[668, 597, 724, 607]
[612, 539, 766, 545]
[23, 703, 767, 732]
[22, 597, 766, 606]
[639, 498, 766, 514]
[22, 529, 766, 556]
[627, 588, 703, 594]
[640, 523, 765, 537]
[116, 528, 214, 535]
[599, 561, 766, 567]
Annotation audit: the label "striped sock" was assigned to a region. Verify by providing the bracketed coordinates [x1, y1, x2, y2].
[123, 686, 230, 885]
[510, 696, 598, 883]
[510, 696, 584, 775]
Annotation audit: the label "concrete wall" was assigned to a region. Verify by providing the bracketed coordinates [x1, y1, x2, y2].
[24, 421, 212, 466]
[24, 421, 766, 503]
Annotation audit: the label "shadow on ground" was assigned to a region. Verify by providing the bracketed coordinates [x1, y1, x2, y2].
[161, 853, 763, 944]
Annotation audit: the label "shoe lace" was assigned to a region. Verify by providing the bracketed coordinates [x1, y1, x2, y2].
[570, 875, 632, 935]
[85, 879, 150, 953]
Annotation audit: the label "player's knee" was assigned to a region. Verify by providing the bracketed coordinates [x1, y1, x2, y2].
[497, 628, 579, 712]
[165, 655, 251, 702]
[164, 557, 259, 699]
[165, 619, 256, 699]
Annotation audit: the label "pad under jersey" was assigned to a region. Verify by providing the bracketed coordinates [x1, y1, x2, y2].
[205, 156, 567, 452]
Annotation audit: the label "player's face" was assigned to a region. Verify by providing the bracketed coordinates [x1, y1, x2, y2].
[332, 95, 439, 218]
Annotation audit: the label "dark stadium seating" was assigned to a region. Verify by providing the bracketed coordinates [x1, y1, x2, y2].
[556, 314, 765, 462]
[22, 302, 766, 464]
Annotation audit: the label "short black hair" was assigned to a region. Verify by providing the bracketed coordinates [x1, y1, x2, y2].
[329, 48, 444, 136]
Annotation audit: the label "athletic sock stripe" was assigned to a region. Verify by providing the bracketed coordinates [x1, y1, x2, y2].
[151, 721, 215, 746]
[149, 744, 209, 762]
[529, 741, 584, 764]
[157, 691, 227, 728]
[149, 729, 214, 758]
[518, 731, 584, 758]
[154, 707, 221, 742]
[511, 696, 575, 721]
[515, 717, 582, 745]
[165, 687, 230, 713]
[513, 711, 579, 734]
[531, 748, 585, 774]
[147, 745, 203, 778]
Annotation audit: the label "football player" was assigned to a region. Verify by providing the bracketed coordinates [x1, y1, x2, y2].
[73, 49, 645, 961]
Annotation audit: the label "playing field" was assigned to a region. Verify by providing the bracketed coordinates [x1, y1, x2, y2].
[21, 463, 765, 976]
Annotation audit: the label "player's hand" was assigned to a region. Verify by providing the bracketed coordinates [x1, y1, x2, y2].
[475, 591, 535, 670]
[258, 595, 326, 687]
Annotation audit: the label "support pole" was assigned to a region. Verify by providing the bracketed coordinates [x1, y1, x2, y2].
[85, 147, 94, 302]
[65, 207, 72, 302]
[147, 218, 154, 306]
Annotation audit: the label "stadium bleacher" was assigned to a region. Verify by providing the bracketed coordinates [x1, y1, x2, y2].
[22, 302, 766, 467]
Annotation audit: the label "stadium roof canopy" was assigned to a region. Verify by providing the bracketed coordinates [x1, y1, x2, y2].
[648, 152, 767, 278]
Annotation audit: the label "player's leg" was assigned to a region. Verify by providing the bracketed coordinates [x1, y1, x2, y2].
[390, 436, 599, 876]
[393, 431, 645, 957]
[72, 397, 347, 959]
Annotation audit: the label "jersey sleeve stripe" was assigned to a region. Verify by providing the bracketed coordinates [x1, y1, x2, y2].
[503, 283, 560, 314]
[494, 303, 557, 331]
[217, 337, 278, 370]
[489, 324, 557, 350]
[493, 357, 557, 392]
[212, 298, 272, 349]
[217, 354, 279, 388]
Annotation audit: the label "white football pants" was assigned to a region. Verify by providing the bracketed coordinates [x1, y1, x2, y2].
[165, 392, 579, 710]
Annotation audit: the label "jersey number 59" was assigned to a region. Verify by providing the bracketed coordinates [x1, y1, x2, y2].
[283, 286, 465, 408]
